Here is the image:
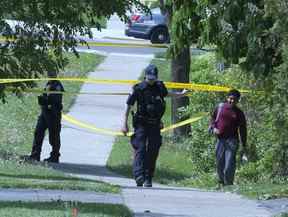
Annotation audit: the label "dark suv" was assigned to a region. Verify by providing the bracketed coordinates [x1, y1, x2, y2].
[125, 8, 169, 44]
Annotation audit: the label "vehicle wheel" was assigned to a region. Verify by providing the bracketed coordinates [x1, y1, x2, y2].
[150, 27, 169, 44]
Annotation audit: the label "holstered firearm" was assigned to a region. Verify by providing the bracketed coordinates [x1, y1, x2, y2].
[38, 95, 48, 106]
[132, 111, 160, 126]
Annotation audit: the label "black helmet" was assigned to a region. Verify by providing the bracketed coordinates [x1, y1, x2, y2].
[144, 64, 158, 80]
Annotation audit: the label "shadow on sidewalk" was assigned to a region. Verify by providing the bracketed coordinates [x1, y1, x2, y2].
[50, 162, 123, 178]
[135, 212, 191, 217]
[50, 163, 205, 192]
[108, 164, 192, 184]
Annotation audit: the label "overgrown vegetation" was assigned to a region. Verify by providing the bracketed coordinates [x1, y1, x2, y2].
[157, 0, 288, 177]
[108, 52, 288, 199]
[200, 0, 288, 176]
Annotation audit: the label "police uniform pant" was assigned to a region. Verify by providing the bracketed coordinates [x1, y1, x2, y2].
[131, 123, 162, 179]
[31, 110, 61, 160]
[216, 138, 238, 185]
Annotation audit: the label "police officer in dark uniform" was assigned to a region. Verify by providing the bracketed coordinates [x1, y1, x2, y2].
[25, 71, 64, 163]
[122, 64, 188, 187]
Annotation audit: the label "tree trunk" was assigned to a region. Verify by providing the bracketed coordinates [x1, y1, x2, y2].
[159, 0, 166, 14]
[171, 47, 191, 137]
[159, 0, 191, 137]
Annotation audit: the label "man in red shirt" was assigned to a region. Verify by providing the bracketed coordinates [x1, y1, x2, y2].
[209, 89, 247, 185]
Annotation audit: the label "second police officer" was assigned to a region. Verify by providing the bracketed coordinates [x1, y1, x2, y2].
[25, 71, 64, 163]
[122, 64, 189, 187]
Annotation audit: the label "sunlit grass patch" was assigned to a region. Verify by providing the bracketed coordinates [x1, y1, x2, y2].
[0, 202, 132, 217]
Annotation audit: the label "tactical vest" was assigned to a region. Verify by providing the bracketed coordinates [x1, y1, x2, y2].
[136, 81, 166, 121]
[42, 80, 64, 111]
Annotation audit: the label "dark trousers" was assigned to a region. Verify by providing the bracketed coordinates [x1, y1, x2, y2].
[216, 138, 238, 185]
[131, 124, 162, 179]
[31, 110, 61, 160]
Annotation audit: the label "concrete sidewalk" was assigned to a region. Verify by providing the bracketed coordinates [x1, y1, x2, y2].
[52, 163, 273, 217]
[41, 53, 151, 165]
[38, 51, 275, 217]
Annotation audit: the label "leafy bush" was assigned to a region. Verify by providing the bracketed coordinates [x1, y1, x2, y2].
[184, 53, 278, 183]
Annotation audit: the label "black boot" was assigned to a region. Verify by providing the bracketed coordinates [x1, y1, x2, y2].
[44, 155, 59, 163]
[144, 176, 152, 187]
[135, 175, 144, 187]
[21, 155, 40, 162]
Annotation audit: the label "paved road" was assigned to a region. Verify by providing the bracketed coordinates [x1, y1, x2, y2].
[77, 15, 208, 56]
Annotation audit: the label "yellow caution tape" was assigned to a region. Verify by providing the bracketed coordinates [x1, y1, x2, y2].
[165, 82, 231, 92]
[6, 87, 129, 96]
[0, 78, 245, 92]
[0, 77, 137, 85]
[0, 36, 167, 48]
[62, 113, 126, 136]
[82, 41, 168, 48]
[62, 113, 207, 137]
[161, 114, 208, 133]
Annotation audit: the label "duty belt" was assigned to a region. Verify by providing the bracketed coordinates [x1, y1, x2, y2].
[136, 115, 160, 125]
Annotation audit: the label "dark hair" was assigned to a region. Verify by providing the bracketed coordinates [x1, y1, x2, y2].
[227, 89, 241, 99]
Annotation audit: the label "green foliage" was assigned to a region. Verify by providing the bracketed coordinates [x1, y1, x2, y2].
[0, 0, 146, 100]
[202, 0, 282, 75]
[149, 1, 160, 9]
[224, 181, 288, 200]
[263, 1, 288, 175]
[188, 53, 288, 195]
[168, 1, 201, 57]
[200, 0, 288, 176]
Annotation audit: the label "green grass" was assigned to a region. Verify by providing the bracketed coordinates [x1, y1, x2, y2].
[224, 183, 288, 200]
[0, 160, 119, 193]
[107, 132, 216, 188]
[0, 202, 132, 217]
[0, 176, 119, 193]
[0, 52, 121, 193]
[0, 52, 105, 156]
[275, 213, 288, 217]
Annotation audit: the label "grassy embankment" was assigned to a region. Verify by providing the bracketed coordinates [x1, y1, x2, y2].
[0, 202, 132, 217]
[0, 52, 119, 193]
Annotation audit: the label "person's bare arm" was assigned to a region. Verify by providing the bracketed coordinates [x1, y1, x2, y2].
[122, 105, 132, 135]
[167, 89, 190, 98]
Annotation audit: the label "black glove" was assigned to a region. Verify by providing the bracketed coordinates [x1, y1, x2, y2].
[38, 95, 48, 106]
